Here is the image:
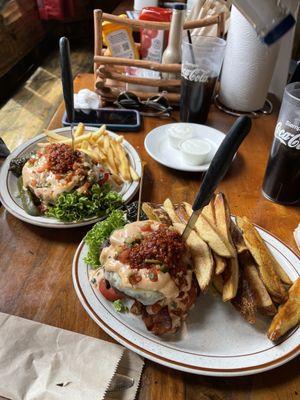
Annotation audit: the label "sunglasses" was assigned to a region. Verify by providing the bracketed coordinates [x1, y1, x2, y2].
[115, 91, 173, 117]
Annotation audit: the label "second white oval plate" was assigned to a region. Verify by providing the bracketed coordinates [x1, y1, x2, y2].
[72, 225, 300, 376]
[144, 123, 226, 172]
[0, 127, 141, 228]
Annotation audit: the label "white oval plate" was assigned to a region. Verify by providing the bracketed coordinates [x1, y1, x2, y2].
[144, 123, 226, 172]
[0, 127, 141, 228]
[72, 225, 300, 376]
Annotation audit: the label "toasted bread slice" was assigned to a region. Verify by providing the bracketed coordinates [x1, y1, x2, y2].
[183, 202, 235, 258]
[231, 222, 248, 254]
[268, 277, 300, 341]
[214, 253, 227, 275]
[231, 272, 257, 324]
[174, 222, 214, 292]
[237, 217, 288, 304]
[240, 252, 277, 316]
[163, 198, 181, 224]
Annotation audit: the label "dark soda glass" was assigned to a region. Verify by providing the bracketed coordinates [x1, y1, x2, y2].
[262, 82, 300, 205]
[180, 35, 226, 124]
[180, 76, 217, 124]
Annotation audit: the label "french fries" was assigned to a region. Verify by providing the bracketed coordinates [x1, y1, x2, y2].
[40, 123, 139, 184]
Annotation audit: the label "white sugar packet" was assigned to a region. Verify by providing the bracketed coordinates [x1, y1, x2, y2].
[0, 313, 144, 400]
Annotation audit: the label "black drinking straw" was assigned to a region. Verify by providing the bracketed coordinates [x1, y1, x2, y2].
[187, 29, 196, 64]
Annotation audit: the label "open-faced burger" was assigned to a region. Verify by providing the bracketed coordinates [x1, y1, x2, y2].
[22, 143, 110, 206]
[92, 220, 197, 335]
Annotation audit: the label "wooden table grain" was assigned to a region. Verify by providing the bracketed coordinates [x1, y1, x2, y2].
[0, 73, 299, 400]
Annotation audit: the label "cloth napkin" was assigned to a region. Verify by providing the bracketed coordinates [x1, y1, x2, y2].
[0, 313, 144, 400]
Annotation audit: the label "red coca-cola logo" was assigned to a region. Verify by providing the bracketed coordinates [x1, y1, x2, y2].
[275, 121, 300, 150]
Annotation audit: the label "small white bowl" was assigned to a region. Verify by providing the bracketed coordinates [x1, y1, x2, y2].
[168, 125, 193, 149]
[179, 139, 212, 166]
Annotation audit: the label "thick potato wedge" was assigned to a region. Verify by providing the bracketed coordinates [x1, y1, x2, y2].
[163, 198, 181, 224]
[237, 217, 288, 303]
[175, 203, 189, 224]
[268, 277, 300, 341]
[222, 256, 239, 301]
[142, 203, 172, 226]
[212, 274, 224, 294]
[174, 222, 214, 292]
[201, 197, 216, 223]
[231, 272, 257, 324]
[213, 194, 239, 300]
[240, 253, 276, 316]
[142, 203, 160, 221]
[214, 253, 227, 275]
[214, 193, 231, 239]
[183, 202, 235, 258]
[231, 221, 248, 254]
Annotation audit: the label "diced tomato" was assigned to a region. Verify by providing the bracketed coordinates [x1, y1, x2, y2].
[140, 222, 153, 232]
[98, 279, 123, 302]
[148, 268, 158, 282]
[98, 172, 110, 186]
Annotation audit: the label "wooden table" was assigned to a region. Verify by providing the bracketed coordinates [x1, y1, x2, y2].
[0, 73, 299, 399]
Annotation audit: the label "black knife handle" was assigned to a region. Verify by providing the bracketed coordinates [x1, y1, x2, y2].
[192, 116, 252, 211]
[59, 37, 74, 124]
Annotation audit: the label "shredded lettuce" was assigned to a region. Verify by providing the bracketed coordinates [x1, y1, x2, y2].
[84, 209, 126, 268]
[46, 183, 122, 222]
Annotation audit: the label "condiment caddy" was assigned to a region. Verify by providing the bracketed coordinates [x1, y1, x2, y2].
[93, 9, 225, 104]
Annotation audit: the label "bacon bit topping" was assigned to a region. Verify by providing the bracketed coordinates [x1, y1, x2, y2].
[129, 272, 142, 285]
[127, 226, 186, 274]
[46, 143, 81, 174]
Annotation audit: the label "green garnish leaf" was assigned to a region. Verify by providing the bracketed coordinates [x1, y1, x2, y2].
[45, 183, 122, 222]
[84, 209, 126, 268]
[113, 299, 128, 313]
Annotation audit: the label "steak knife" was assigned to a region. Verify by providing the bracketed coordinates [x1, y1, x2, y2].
[182, 116, 252, 241]
[59, 37, 75, 149]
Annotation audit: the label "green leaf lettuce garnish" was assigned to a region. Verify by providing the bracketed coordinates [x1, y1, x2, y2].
[46, 183, 122, 222]
[84, 209, 126, 268]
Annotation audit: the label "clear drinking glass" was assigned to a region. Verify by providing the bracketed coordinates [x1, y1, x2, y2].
[262, 82, 300, 205]
[180, 35, 226, 124]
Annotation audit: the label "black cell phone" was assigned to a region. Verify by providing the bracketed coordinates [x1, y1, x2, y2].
[62, 108, 141, 131]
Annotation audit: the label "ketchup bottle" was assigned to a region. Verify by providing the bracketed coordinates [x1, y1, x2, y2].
[139, 7, 172, 62]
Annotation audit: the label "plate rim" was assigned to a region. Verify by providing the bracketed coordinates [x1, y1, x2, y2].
[144, 123, 226, 172]
[72, 223, 300, 376]
[0, 126, 141, 228]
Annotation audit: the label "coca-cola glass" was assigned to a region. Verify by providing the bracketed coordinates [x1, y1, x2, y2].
[262, 82, 300, 205]
[180, 35, 226, 124]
